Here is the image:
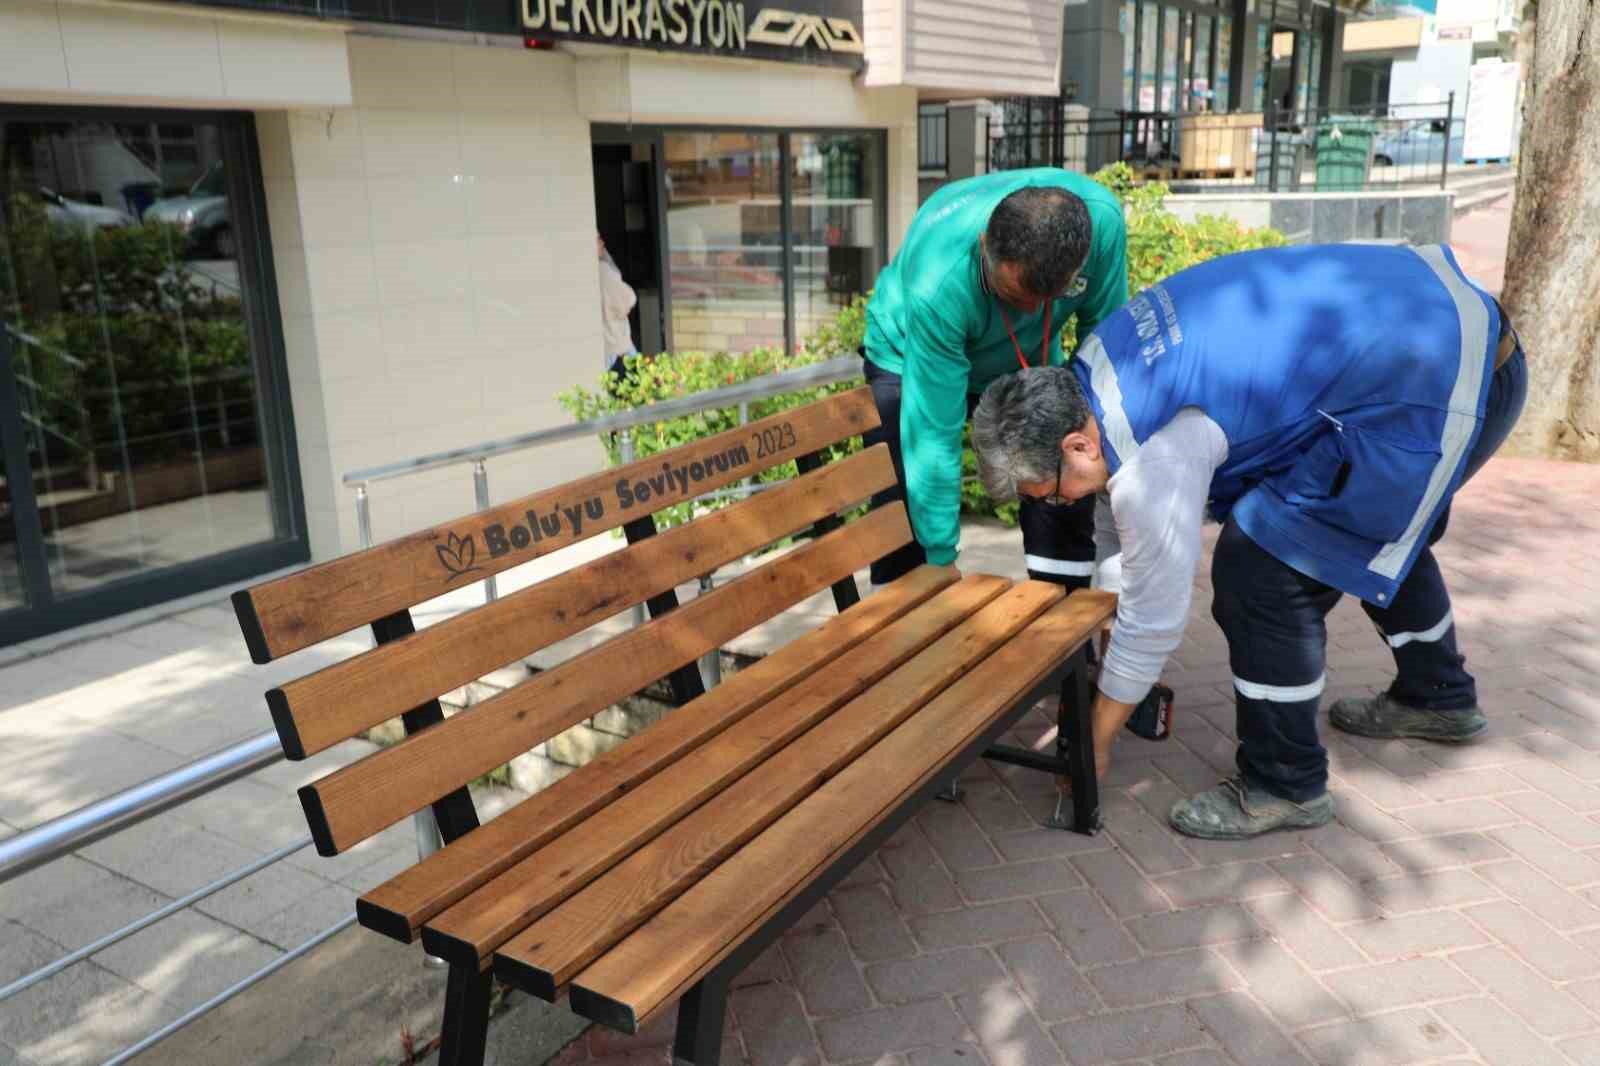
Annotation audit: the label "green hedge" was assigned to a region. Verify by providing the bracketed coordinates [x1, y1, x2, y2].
[558, 165, 1287, 529]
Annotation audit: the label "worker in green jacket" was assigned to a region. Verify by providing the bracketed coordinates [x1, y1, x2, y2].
[862, 168, 1129, 589]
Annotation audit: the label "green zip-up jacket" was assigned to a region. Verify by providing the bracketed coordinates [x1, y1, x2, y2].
[864, 168, 1129, 566]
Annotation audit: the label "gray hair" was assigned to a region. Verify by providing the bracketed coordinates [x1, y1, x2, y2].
[971, 367, 1091, 502]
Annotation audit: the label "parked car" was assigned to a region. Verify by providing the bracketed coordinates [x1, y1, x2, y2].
[1372, 119, 1465, 168]
[145, 161, 233, 258]
[39, 187, 134, 229]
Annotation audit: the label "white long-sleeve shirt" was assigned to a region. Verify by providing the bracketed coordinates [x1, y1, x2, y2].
[1092, 407, 1229, 705]
[599, 256, 638, 366]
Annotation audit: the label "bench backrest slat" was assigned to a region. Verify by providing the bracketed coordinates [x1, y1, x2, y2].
[298, 502, 914, 855]
[268, 445, 897, 760]
[233, 388, 878, 662]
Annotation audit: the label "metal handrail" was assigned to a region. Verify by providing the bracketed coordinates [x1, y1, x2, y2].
[341, 355, 863, 485]
[0, 836, 312, 1003]
[101, 914, 360, 1066]
[0, 730, 283, 885]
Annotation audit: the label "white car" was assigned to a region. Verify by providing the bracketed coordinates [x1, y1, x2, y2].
[40, 187, 133, 230]
[144, 161, 233, 258]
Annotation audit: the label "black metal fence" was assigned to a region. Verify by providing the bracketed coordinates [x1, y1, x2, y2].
[986, 95, 1463, 192]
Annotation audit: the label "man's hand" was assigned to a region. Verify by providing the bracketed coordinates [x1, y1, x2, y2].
[1055, 689, 1139, 793]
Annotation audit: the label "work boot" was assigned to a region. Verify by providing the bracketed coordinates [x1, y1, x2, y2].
[1329, 692, 1487, 743]
[1169, 775, 1334, 840]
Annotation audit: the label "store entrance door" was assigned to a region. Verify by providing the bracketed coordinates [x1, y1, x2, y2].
[591, 134, 666, 357]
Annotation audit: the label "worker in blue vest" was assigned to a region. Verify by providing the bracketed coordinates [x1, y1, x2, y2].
[969, 243, 1527, 839]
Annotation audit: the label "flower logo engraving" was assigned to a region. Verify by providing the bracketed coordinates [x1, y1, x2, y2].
[436, 531, 482, 581]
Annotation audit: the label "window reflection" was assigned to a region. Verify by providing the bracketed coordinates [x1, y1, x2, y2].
[1, 117, 279, 600]
[789, 133, 881, 348]
[664, 132, 786, 354]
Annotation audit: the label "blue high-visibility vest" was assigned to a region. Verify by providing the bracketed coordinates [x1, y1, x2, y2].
[1073, 243, 1501, 607]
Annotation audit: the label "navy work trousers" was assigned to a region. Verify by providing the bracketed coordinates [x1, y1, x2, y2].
[1213, 346, 1528, 802]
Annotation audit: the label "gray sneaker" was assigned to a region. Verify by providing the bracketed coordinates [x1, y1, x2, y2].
[1169, 775, 1335, 840]
[1329, 692, 1487, 743]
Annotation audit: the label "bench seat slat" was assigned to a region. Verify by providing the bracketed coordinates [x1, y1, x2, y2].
[561, 591, 1117, 1031]
[301, 503, 913, 855]
[269, 444, 897, 760]
[233, 387, 879, 662]
[418, 575, 1012, 967]
[491, 582, 1067, 996]
[357, 564, 959, 943]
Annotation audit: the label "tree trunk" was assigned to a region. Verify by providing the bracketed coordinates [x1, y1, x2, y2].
[1501, 0, 1600, 460]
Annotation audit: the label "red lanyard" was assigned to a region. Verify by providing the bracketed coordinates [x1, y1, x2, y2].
[999, 301, 1051, 371]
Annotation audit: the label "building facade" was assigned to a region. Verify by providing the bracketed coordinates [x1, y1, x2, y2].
[1339, 0, 1519, 117]
[1, 0, 1057, 643]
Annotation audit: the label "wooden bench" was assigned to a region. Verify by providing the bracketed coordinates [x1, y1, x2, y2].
[231, 388, 1115, 1066]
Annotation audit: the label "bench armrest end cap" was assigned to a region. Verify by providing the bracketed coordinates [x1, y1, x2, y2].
[232, 589, 273, 664]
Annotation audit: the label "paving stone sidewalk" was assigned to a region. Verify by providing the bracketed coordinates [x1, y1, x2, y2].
[554, 456, 1600, 1066]
[4, 455, 1599, 1065]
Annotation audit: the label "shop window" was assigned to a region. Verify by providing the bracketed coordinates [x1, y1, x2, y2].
[661, 130, 885, 356]
[664, 132, 785, 356]
[0, 111, 301, 634]
[790, 133, 883, 346]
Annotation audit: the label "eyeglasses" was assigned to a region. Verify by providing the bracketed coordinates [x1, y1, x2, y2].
[1022, 453, 1070, 507]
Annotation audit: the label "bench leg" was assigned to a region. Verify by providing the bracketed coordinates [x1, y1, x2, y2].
[672, 971, 730, 1066]
[1054, 646, 1101, 835]
[437, 962, 493, 1066]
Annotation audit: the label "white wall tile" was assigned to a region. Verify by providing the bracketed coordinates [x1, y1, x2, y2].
[545, 170, 596, 219]
[321, 373, 399, 446]
[255, 114, 295, 180]
[467, 235, 559, 287]
[366, 176, 470, 245]
[292, 178, 372, 250]
[380, 306, 477, 371]
[285, 110, 365, 180]
[348, 35, 456, 111]
[272, 244, 313, 319]
[574, 55, 629, 116]
[57, 2, 224, 99]
[277, 312, 322, 391]
[458, 113, 556, 177]
[286, 376, 330, 451]
[309, 312, 387, 384]
[359, 109, 461, 178]
[218, 21, 351, 106]
[261, 177, 304, 251]
[386, 363, 484, 435]
[452, 44, 578, 115]
[302, 246, 379, 315]
[372, 239, 473, 309]
[0, 1, 69, 93]
[473, 282, 550, 353]
[465, 176, 553, 236]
